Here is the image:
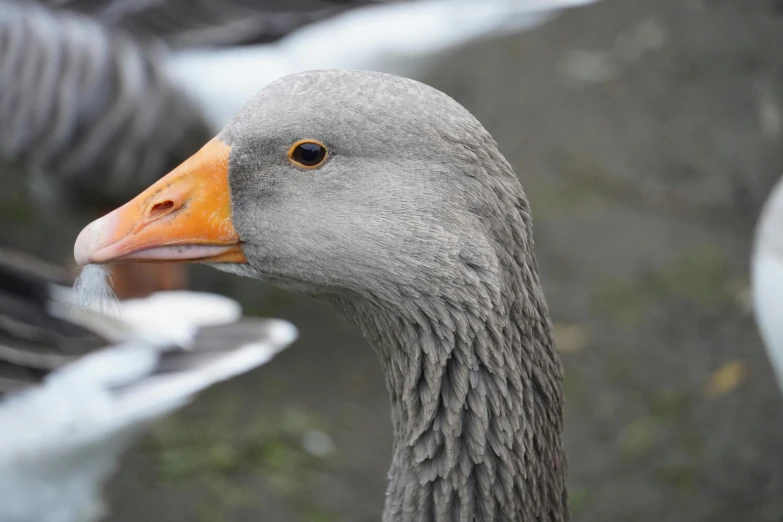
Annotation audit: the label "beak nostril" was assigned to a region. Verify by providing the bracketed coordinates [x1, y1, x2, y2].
[149, 200, 174, 218]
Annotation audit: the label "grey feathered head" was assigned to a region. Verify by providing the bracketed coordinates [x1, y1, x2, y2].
[74, 69, 536, 307]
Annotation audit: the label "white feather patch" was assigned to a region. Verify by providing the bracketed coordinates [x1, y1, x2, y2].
[71, 264, 119, 315]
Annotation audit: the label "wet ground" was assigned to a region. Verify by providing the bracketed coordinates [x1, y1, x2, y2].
[3, 0, 783, 520]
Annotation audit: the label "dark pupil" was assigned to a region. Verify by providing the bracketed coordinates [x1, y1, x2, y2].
[294, 143, 325, 166]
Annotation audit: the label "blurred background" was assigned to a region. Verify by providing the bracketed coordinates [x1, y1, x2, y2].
[3, 0, 783, 521]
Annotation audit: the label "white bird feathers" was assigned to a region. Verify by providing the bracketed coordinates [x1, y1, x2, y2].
[752, 177, 783, 393]
[0, 250, 297, 522]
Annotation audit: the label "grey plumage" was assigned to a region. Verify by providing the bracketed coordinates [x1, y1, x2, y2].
[0, 246, 294, 395]
[40, 0, 398, 47]
[0, 1, 211, 213]
[219, 70, 567, 521]
[0, 247, 104, 391]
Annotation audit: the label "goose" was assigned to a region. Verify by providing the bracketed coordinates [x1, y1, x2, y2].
[752, 177, 783, 393]
[74, 69, 567, 521]
[0, 247, 297, 522]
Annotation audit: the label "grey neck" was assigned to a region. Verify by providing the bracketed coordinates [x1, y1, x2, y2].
[309, 122, 567, 520]
[329, 263, 567, 522]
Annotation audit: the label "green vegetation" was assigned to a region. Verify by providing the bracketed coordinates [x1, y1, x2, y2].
[141, 397, 337, 520]
[592, 244, 742, 327]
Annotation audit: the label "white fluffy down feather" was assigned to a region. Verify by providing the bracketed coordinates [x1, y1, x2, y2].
[71, 264, 119, 314]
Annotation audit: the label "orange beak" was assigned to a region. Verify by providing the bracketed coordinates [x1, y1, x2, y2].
[74, 138, 247, 265]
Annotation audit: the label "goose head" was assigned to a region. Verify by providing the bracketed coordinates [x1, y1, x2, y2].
[75, 70, 528, 303]
[74, 70, 564, 521]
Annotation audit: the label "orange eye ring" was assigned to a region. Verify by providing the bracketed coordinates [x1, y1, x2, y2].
[287, 140, 329, 169]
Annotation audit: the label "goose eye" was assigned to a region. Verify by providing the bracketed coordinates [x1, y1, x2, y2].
[288, 140, 328, 169]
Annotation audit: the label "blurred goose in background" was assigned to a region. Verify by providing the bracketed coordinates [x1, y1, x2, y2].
[752, 177, 783, 393]
[153, 0, 604, 132]
[0, 247, 297, 522]
[74, 70, 568, 521]
[1, 0, 600, 298]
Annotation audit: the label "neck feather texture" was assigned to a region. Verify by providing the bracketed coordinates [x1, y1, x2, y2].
[328, 187, 567, 522]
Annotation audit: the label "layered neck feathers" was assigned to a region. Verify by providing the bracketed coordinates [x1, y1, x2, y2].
[327, 189, 568, 522]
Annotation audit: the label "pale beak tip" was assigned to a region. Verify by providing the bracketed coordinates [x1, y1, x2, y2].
[74, 213, 115, 266]
[74, 222, 98, 266]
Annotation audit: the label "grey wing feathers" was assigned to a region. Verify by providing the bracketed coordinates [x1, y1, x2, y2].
[0, 1, 211, 214]
[111, 318, 295, 401]
[154, 320, 291, 373]
[0, 247, 297, 397]
[36, 0, 401, 47]
[0, 248, 107, 393]
[0, 362, 46, 394]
